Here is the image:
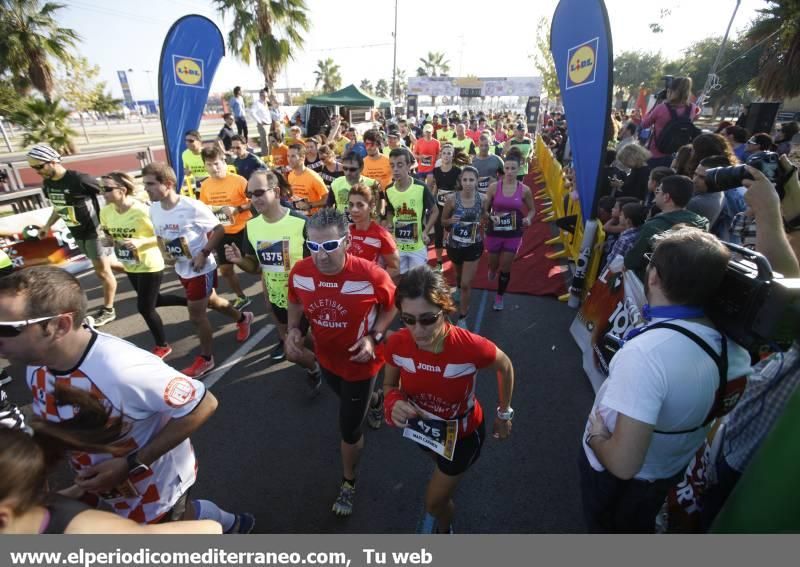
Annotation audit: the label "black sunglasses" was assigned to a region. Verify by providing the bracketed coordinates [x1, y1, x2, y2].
[103, 186, 122, 193]
[30, 163, 47, 171]
[0, 314, 65, 337]
[343, 166, 360, 172]
[246, 189, 269, 198]
[400, 311, 443, 327]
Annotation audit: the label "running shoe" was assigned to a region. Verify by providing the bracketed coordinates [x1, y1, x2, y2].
[307, 365, 323, 398]
[92, 308, 116, 327]
[367, 390, 384, 430]
[270, 341, 286, 361]
[493, 295, 504, 311]
[452, 288, 461, 304]
[232, 296, 252, 310]
[182, 356, 215, 378]
[487, 270, 497, 282]
[225, 512, 256, 534]
[236, 311, 254, 342]
[332, 481, 355, 516]
[151, 345, 173, 359]
[456, 317, 469, 329]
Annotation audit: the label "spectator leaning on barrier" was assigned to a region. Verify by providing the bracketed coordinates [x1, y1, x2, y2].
[624, 175, 709, 274]
[581, 228, 752, 533]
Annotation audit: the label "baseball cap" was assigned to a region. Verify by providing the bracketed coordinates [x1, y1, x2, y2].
[423, 124, 434, 133]
[515, 122, 527, 131]
[387, 128, 400, 138]
[27, 143, 62, 163]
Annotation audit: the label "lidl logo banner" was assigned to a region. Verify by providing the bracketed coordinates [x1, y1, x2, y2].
[566, 38, 598, 90]
[550, 0, 613, 221]
[159, 16, 225, 189]
[173, 56, 205, 88]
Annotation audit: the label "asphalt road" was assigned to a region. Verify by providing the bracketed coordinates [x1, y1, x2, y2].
[2, 263, 594, 533]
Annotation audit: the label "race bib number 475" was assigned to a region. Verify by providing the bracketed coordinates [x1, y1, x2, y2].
[403, 415, 458, 461]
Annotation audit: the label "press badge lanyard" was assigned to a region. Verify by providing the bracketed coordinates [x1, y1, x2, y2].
[623, 304, 705, 342]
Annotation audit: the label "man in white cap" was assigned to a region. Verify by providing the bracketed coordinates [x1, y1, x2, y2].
[26, 143, 121, 327]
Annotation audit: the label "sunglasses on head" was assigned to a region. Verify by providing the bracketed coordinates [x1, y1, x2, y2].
[306, 235, 347, 254]
[0, 314, 65, 337]
[400, 311, 443, 327]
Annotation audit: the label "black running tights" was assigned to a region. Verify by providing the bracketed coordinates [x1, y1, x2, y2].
[126, 271, 188, 347]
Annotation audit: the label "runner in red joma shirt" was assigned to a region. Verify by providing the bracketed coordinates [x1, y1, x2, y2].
[287, 208, 398, 517]
[384, 265, 515, 533]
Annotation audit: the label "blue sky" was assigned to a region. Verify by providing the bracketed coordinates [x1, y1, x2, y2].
[57, 0, 768, 100]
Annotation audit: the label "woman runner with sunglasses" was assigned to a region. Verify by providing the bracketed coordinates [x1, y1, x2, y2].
[383, 265, 515, 533]
[99, 171, 187, 359]
[287, 208, 397, 517]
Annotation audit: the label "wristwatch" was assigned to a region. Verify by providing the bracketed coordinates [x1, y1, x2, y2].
[496, 406, 514, 421]
[200, 248, 211, 257]
[369, 330, 385, 343]
[126, 452, 150, 477]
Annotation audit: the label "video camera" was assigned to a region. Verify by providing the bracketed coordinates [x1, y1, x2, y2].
[706, 242, 800, 350]
[704, 151, 789, 199]
[654, 75, 674, 102]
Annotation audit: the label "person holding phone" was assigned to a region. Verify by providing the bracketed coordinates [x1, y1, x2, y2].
[287, 144, 329, 216]
[383, 265, 514, 533]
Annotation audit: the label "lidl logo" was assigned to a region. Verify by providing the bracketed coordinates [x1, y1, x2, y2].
[566, 38, 599, 90]
[173, 55, 205, 88]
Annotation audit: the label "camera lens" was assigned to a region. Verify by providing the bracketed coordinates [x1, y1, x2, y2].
[704, 165, 752, 193]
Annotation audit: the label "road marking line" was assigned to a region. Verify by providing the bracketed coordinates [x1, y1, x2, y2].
[473, 289, 489, 335]
[202, 324, 275, 389]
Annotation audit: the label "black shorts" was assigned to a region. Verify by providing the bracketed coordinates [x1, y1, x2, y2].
[434, 204, 445, 249]
[418, 418, 485, 476]
[446, 242, 484, 265]
[321, 367, 377, 445]
[269, 301, 310, 334]
[215, 231, 244, 265]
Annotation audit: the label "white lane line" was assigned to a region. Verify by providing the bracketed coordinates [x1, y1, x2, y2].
[202, 324, 276, 389]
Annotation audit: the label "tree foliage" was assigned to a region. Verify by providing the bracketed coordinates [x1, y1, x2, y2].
[9, 98, 77, 154]
[214, 0, 310, 95]
[0, 0, 80, 101]
[359, 79, 373, 94]
[532, 17, 560, 102]
[613, 51, 665, 98]
[313, 57, 341, 93]
[416, 52, 450, 77]
[743, 0, 800, 99]
[375, 79, 389, 98]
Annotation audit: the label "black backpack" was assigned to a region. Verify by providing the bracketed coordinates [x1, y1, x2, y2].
[655, 105, 702, 154]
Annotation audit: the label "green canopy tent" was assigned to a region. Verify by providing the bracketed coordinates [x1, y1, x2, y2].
[306, 84, 391, 109]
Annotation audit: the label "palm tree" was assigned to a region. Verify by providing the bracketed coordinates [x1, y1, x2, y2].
[359, 79, 374, 93]
[214, 0, 310, 96]
[0, 0, 80, 102]
[416, 51, 450, 77]
[9, 98, 78, 155]
[744, 0, 800, 98]
[375, 79, 389, 99]
[91, 92, 123, 129]
[394, 69, 407, 99]
[313, 58, 342, 93]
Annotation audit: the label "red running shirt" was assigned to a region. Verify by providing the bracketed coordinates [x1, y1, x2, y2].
[288, 254, 396, 380]
[385, 325, 497, 437]
[349, 221, 397, 264]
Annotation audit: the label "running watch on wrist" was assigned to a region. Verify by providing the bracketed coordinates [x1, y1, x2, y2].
[126, 452, 150, 477]
[369, 330, 384, 343]
[496, 406, 514, 420]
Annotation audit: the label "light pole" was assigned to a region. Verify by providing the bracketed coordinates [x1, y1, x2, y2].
[391, 0, 398, 103]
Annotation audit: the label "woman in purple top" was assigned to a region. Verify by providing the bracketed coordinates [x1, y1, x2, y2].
[641, 77, 699, 167]
[482, 147, 535, 311]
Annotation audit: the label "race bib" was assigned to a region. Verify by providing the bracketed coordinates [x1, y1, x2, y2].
[402, 406, 458, 461]
[492, 212, 516, 232]
[451, 222, 477, 245]
[420, 155, 433, 167]
[256, 240, 290, 273]
[436, 190, 453, 207]
[212, 206, 233, 226]
[164, 236, 191, 259]
[394, 221, 418, 244]
[113, 241, 139, 265]
[478, 177, 491, 193]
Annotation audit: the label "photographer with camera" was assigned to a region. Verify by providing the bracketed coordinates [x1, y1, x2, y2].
[581, 227, 753, 533]
[681, 163, 800, 531]
[641, 77, 701, 168]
